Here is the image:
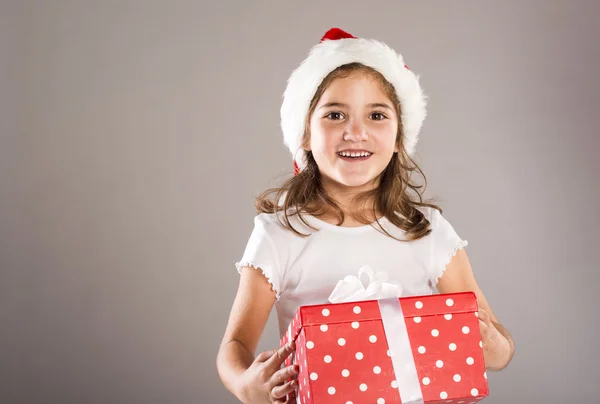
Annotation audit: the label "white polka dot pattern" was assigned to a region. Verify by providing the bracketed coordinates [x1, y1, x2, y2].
[278, 292, 488, 403]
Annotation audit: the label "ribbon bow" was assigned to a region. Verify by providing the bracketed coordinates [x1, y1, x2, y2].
[328, 265, 403, 303]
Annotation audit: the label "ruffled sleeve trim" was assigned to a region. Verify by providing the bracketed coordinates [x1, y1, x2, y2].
[431, 239, 469, 287]
[235, 261, 281, 300]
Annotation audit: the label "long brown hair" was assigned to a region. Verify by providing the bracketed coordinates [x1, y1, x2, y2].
[257, 63, 442, 242]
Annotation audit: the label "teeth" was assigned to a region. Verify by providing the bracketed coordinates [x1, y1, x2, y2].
[339, 151, 371, 158]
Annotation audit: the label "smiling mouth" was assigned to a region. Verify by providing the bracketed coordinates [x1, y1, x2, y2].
[337, 151, 372, 160]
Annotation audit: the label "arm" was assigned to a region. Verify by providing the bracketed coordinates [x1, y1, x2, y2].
[216, 266, 278, 401]
[436, 248, 515, 371]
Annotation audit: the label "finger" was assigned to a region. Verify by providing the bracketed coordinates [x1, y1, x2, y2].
[265, 341, 295, 370]
[271, 379, 298, 400]
[256, 349, 276, 363]
[268, 364, 298, 389]
[273, 392, 296, 404]
[478, 308, 492, 325]
[479, 321, 490, 342]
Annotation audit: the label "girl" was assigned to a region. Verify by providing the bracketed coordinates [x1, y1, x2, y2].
[216, 28, 514, 404]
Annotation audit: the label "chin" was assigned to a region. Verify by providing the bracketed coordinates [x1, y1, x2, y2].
[335, 173, 380, 189]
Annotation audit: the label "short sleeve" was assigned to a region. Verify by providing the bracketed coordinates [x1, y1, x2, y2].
[235, 215, 282, 300]
[425, 208, 469, 288]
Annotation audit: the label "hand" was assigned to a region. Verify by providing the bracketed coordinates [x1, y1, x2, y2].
[239, 341, 298, 403]
[478, 308, 511, 370]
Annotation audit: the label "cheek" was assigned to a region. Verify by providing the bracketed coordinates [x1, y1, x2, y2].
[372, 124, 398, 148]
[310, 124, 338, 152]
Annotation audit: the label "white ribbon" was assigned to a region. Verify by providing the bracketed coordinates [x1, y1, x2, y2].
[328, 266, 424, 404]
[378, 298, 424, 404]
[328, 265, 403, 303]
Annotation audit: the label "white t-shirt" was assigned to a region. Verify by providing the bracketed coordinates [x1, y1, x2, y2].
[235, 206, 468, 338]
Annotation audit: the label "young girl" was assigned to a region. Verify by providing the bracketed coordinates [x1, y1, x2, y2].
[216, 28, 514, 403]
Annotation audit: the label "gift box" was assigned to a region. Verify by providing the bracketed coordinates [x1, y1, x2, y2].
[280, 269, 489, 403]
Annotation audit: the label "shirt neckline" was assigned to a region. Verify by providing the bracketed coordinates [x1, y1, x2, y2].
[304, 214, 389, 233]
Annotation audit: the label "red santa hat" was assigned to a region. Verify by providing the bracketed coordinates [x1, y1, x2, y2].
[280, 28, 427, 174]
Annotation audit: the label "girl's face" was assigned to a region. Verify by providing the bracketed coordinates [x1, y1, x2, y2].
[306, 72, 399, 194]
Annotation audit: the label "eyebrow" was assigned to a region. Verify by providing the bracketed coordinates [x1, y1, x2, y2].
[318, 102, 393, 110]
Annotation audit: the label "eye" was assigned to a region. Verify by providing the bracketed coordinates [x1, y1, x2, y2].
[325, 112, 344, 120]
[370, 112, 387, 121]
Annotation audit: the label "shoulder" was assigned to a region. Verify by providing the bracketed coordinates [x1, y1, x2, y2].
[253, 211, 292, 230]
[413, 206, 455, 236]
[251, 211, 313, 239]
[407, 205, 462, 246]
[249, 212, 284, 239]
[414, 205, 442, 223]
[253, 212, 281, 228]
[391, 205, 443, 238]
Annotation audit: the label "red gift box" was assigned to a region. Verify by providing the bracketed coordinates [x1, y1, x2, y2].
[280, 292, 489, 403]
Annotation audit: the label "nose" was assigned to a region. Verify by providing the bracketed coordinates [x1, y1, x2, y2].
[343, 118, 368, 142]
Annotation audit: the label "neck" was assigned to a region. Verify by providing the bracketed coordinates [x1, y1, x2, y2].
[318, 175, 380, 224]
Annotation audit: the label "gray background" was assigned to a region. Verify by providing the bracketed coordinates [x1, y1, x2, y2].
[1, 1, 599, 403]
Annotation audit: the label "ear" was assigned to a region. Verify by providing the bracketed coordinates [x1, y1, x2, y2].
[302, 132, 311, 151]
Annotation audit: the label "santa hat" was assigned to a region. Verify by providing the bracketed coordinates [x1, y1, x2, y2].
[280, 28, 427, 174]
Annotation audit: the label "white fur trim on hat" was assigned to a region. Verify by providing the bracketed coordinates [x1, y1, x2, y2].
[281, 35, 427, 171]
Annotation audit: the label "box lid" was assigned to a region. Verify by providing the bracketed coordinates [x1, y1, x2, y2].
[283, 292, 478, 344]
